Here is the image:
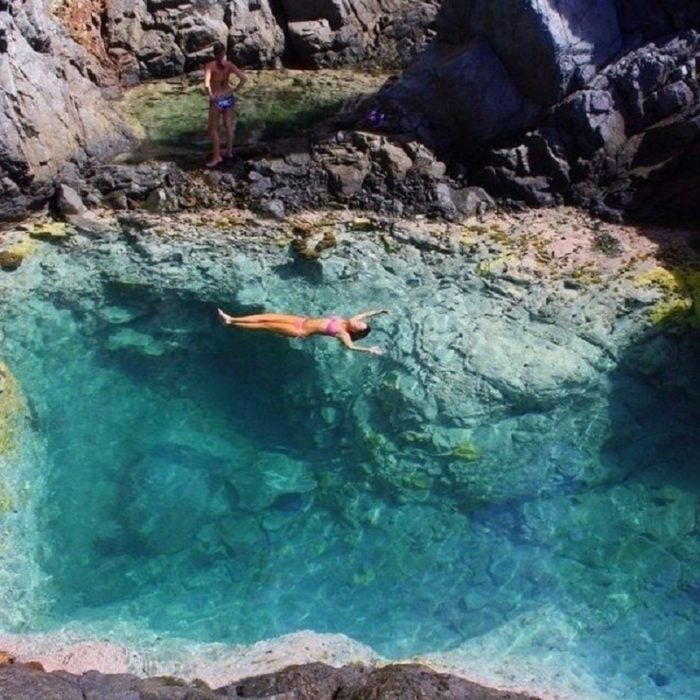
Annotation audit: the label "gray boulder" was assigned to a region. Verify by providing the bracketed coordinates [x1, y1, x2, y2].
[438, 0, 622, 104]
[278, 0, 439, 68]
[228, 0, 285, 67]
[394, 37, 542, 156]
[0, 1, 132, 221]
[472, 31, 700, 220]
[391, 0, 700, 220]
[56, 184, 86, 217]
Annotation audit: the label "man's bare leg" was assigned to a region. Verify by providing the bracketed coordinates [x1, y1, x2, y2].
[223, 108, 235, 159]
[207, 105, 223, 167]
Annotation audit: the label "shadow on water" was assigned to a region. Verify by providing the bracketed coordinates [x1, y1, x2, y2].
[587, 266, 700, 693]
[91, 283, 319, 451]
[599, 220, 700, 485]
[603, 322, 700, 487]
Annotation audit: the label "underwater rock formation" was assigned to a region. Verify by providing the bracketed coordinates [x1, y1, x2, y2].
[0, 207, 699, 698]
[0, 360, 46, 630]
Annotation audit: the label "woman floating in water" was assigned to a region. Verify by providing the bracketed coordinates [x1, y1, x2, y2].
[217, 308, 388, 355]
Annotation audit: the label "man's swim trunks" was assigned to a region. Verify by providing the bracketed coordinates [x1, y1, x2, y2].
[213, 94, 236, 110]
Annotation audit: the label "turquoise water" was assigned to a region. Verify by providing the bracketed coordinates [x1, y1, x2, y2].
[1, 232, 700, 698]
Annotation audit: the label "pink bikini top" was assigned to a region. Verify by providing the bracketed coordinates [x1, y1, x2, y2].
[324, 315, 342, 336]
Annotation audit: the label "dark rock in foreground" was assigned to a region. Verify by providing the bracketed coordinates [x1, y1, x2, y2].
[0, 660, 541, 700]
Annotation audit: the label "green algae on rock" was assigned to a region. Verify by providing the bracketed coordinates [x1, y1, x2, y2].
[0, 252, 23, 272]
[0, 360, 48, 630]
[0, 362, 23, 464]
[637, 266, 700, 326]
[0, 235, 41, 273]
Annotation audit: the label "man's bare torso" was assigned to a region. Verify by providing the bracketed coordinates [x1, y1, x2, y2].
[206, 60, 234, 97]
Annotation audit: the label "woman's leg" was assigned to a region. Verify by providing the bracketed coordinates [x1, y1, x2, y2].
[218, 309, 301, 327]
[220, 312, 297, 323]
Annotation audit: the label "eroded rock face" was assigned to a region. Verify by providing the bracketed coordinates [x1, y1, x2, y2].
[0, 0, 132, 221]
[472, 31, 700, 220]
[279, 0, 440, 68]
[389, 0, 700, 221]
[102, 0, 438, 78]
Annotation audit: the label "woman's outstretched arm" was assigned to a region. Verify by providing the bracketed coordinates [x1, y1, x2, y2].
[338, 331, 384, 355]
[352, 309, 389, 322]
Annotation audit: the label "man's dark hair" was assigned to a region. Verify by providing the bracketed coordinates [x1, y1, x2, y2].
[213, 42, 226, 59]
[349, 325, 371, 341]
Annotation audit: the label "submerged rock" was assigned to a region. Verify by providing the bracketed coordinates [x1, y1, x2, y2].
[0, 251, 22, 271]
[0, 361, 47, 629]
[121, 443, 233, 554]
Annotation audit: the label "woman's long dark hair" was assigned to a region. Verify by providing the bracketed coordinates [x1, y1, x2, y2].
[349, 325, 371, 341]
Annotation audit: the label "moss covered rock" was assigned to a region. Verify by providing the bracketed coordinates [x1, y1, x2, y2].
[638, 266, 700, 327]
[0, 362, 26, 512]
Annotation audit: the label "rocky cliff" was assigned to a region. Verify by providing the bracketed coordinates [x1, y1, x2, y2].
[0, 0, 437, 221]
[101, 0, 438, 82]
[2, 0, 699, 223]
[0, 0, 132, 221]
[388, 0, 700, 221]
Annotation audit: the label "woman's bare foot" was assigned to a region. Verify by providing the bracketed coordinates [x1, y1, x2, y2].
[206, 157, 223, 169]
[217, 308, 233, 325]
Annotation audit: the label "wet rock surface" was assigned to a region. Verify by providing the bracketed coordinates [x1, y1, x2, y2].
[0, 659, 540, 700]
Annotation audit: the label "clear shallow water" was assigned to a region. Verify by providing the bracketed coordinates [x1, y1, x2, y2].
[1, 237, 700, 699]
[119, 69, 385, 152]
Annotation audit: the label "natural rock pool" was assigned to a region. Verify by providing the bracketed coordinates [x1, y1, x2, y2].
[1, 209, 699, 699]
[117, 69, 386, 157]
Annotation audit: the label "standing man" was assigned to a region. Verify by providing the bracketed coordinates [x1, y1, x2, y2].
[204, 42, 247, 168]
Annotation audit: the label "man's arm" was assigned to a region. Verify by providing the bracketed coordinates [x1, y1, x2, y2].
[204, 63, 213, 98]
[229, 63, 248, 92]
